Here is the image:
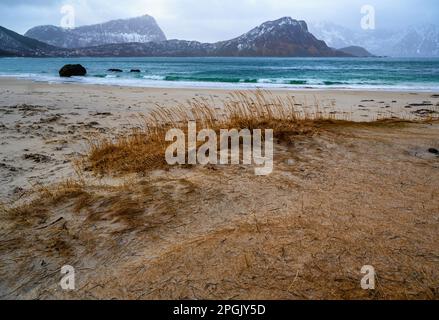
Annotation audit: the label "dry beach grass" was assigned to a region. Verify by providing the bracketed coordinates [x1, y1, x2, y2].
[86, 90, 341, 175]
[0, 89, 438, 299]
[86, 90, 417, 176]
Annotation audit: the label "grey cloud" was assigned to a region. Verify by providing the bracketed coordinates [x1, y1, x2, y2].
[0, 0, 437, 41]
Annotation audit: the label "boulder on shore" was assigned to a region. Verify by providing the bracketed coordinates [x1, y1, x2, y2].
[59, 64, 87, 77]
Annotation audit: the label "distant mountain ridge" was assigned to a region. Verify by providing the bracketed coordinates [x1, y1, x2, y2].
[338, 46, 374, 57]
[2, 16, 351, 57]
[70, 17, 351, 57]
[309, 21, 439, 57]
[25, 15, 167, 48]
[0, 26, 58, 56]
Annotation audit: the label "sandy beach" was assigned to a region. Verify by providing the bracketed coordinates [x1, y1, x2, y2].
[0, 77, 438, 299]
[1, 78, 438, 199]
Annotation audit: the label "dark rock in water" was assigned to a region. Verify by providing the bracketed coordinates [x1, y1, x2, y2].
[130, 69, 141, 73]
[108, 68, 123, 72]
[59, 64, 87, 77]
[428, 148, 439, 154]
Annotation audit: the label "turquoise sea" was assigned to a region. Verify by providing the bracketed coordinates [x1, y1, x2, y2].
[0, 57, 438, 91]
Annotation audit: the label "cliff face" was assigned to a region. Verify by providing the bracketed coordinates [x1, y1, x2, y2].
[24, 15, 167, 48]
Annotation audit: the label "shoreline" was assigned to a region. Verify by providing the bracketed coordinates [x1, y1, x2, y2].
[1, 77, 438, 125]
[1, 75, 439, 93]
[1, 75, 439, 95]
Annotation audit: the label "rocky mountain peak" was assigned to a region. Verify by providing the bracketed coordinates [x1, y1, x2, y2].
[272, 17, 308, 31]
[243, 17, 309, 40]
[213, 17, 347, 57]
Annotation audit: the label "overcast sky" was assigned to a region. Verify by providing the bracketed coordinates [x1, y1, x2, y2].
[1, 0, 437, 42]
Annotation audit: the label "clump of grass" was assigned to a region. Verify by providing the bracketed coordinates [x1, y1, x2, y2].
[85, 90, 344, 175]
[36, 179, 87, 203]
[85, 90, 438, 176]
[0, 179, 89, 228]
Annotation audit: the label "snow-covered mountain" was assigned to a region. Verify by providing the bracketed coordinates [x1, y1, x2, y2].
[212, 17, 348, 57]
[394, 25, 439, 57]
[309, 21, 439, 57]
[24, 15, 166, 48]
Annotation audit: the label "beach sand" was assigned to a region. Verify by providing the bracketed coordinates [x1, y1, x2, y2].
[0, 78, 438, 299]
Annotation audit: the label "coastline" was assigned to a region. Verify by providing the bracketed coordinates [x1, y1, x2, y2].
[1, 77, 438, 120]
[1, 76, 438, 109]
[1, 73, 439, 92]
